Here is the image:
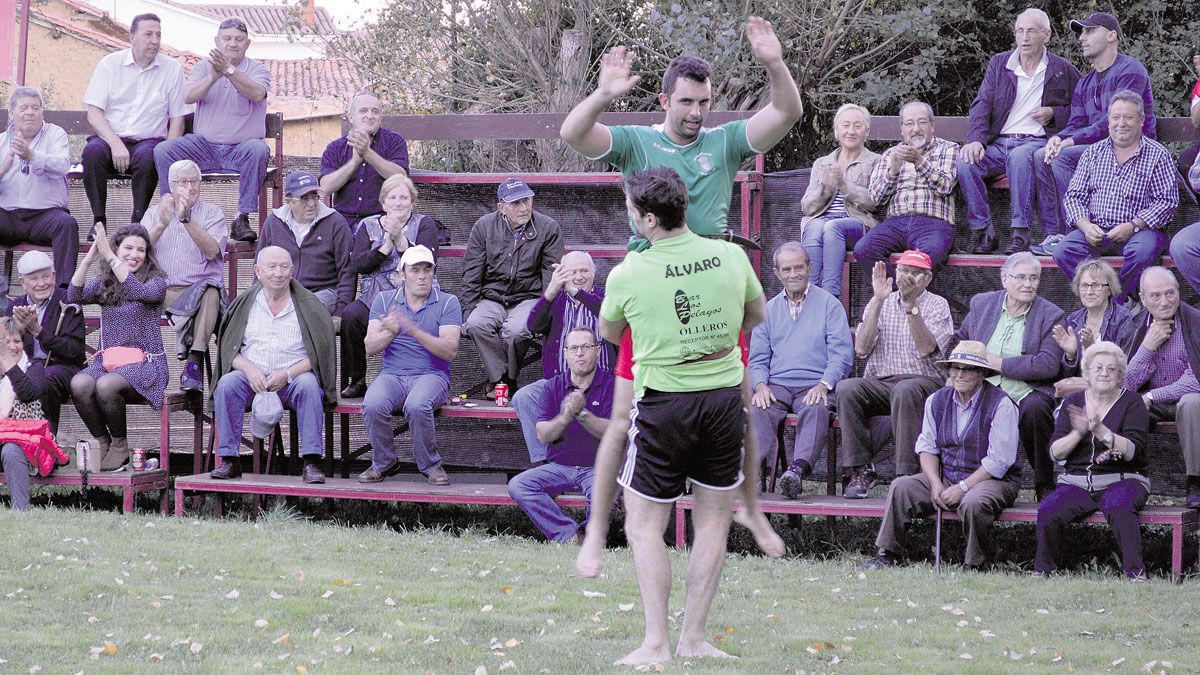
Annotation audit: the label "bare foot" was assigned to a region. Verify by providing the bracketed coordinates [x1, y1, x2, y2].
[676, 640, 737, 659]
[576, 530, 605, 577]
[614, 643, 672, 666]
[732, 507, 785, 558]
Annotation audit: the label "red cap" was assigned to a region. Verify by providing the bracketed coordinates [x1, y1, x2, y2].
[895, 249, 933, 270]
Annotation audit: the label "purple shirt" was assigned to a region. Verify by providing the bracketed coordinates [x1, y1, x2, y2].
[142, 200, 228, 286]
[188, 58, 270, 144]
[527, 287, 613, 377]
[538, 369, 614, 467]
[1063, 138, 1178, 231]
[0, 122, 70, 210]
[1059, 54, 1157, 144]
[1124, 321, 1199, 404]
[319, 128, 410, 218]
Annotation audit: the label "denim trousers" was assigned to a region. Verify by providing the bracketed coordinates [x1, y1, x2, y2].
[364, 372, 449, 472]
[801, 216, 865, 298]
[214, 370, 324, 457]
[511, 377, 550, 463]
[956, 135, 1048, 233]
[153, 134, 270, 214]
[507, 462, 595, 541]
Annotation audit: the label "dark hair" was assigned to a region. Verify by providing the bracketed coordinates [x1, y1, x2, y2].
[662, 55, 710, 96]
[566, 326, 599, 343]
[625, 167, 689, 231]
[130, 13, 162, 33]
[96, 224, 165, 306]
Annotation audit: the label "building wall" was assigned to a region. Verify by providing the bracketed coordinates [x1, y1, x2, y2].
[21, 22, 112, 109]
[283, 115, 342, 157]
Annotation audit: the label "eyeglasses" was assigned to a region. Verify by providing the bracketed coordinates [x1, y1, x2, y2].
[901, 119, 933, 130]
[1088, 364, 1121, 375]
[564, 344, 600, 354]
[1007, 274, 1039, 284]
[172, 178, 201, 186]
[1078, 282, 1108, 292]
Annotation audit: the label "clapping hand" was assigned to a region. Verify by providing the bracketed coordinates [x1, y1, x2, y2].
[560, 390, 585, 418]
[12, 305, 39, 335]
[870, 261, 893, 301]
[1066, 404, 1091, 435]
[346, 128, 371, 157]
[208, 48, 231, 75]
[1051, 324, 1077, 357]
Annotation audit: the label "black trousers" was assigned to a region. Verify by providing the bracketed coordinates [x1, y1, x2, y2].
[81, 135, 162, 224]
[0, 207, 78, 288]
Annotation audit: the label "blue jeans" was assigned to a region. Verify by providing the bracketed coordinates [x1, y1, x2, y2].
[801, 216, 865, 298]
[2, 442, 30, 511]
[507, 462, 595, 541]
[214, 370, 325, 458]
[852, 213, 954, 278]
[1051, 228, 1168, 301]
[364, 372, 449, 472]
[956, 136, 1048, 233]
[511, 377, 550, 463]
[153, 134, 271, 215]
[1169, 221, 1200, 294]
[1032, 143, 1089, 236]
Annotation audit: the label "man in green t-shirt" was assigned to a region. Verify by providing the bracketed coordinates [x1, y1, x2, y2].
[560, 16, 802, 242]
[598, 167, 766, 665]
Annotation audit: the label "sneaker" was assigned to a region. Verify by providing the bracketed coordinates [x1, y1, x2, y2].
[859, 549, 899, 571]
[1029, 234, 1064, 256]
[842, 466, 877, 499]
[779, 468, 805, 499]
[180, 361, 202, 391]
[229, 213, 258, 242]
[1003, 230, 1031, 255]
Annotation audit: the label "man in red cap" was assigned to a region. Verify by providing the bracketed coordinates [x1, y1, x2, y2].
[835, 250, 955, 498]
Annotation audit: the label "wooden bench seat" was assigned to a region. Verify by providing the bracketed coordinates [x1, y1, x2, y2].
[673, 493, 1200, 581]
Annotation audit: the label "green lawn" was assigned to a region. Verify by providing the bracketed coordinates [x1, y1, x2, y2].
[0, 505, 1196, 673]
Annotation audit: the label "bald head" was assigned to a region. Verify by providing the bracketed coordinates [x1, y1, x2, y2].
[348, 92, 382, 134]
[559, 250, 596, 293]
[255, 246, 294, 293]
[1139, 266, 1180, 321]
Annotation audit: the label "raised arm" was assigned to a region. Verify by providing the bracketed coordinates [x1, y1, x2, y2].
[560, 46, 641, 159]
[743, 16, 803, 153]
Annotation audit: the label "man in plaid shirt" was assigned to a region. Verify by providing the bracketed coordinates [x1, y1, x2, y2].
[854, 101, 960, 277]
[1052, 90, 1178, 303]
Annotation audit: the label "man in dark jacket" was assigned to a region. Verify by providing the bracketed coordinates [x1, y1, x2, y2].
[957, 8, 1080, 254]
[461, 178, 563, 398]
[256, 171, 354, 332]
[4, 251, 85, 432]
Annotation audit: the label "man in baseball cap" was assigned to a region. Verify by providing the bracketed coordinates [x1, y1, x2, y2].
[4, 250, 86, 432]
[461, 178, 563, 399]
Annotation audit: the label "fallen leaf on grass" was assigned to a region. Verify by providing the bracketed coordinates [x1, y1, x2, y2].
[1113, 658, 1127, 667]
[269, 591, 284, 600]
[255, 619, 269, 628]
[979, 630, 995, 638]
[225, 589, 240, 600]
[500, 586, 515, 596]
[190, 643, 203, 654]
[504, 639, 521, 648]
[424, 635, 440, 644]
[475, 667, 488, 675]
[296, 667, 308, 675]
[960, 653, 972, 660]
[149, 654, 163, 662]
[583, 590, 606, 598]
[480, 604, 493, 613]
[321, 591, 334, 599]
[499, 662, 516, 671]
[272, 633, 292, 646]
[333, 578, 352, 587]
[385, 597, 396, 606]
[618, 603, 634, 612]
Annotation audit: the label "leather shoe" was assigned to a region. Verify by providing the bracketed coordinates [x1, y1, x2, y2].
[859, 549, 899, 571]
[211, 459, 242, 479]
[229, 213, 258, 242]
[1185, 485, 1200, 510]
[358, 461, 399, 483]
[1003, 231, 1031, 255]
[970, 230, 999, 254]
[423, 465, 450, 486]
[340, 378, 368, 399]
[302, 462, 326, 484]
[180, 361, 203, 392]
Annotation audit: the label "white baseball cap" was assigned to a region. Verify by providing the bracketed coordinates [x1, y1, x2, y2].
[400, 245, 435, 269]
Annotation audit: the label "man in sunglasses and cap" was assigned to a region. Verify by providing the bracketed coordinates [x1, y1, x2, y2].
[153, 17, 269, 243]
[461, 177, 562, 399]
[861, 340, 1021, 572]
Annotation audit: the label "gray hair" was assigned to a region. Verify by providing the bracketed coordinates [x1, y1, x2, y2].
[1070, 259, 1121, 299]
[1109, 89, 1145, 117]
[348, 91, 380, 112]
[1015, 8, 1051, 31]
[8, 86, 41, 110]
[168, 159, 201, 184]
[899, 100, 934, 121]
[1000, 251, 1040, 280]
[1081, 340, 1129, 381]
[832, 103, 872, 132]
[1139, 266, 1178, 294]
[773, 241, 809, 268]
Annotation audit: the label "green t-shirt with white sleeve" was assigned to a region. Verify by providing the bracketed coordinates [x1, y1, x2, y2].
[594, 119, 759, 237]
[601, 229, 763, 397]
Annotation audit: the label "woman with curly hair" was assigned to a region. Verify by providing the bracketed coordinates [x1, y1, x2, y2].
[67, 223, 169, 470]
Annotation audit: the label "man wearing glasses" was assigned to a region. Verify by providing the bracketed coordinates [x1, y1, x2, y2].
[854, 100, 960, 276]
[142, 159, 229, 391]
[153, 17, 269, 243]
[257, 171, 354, 333]
[507, 327, 613, 541]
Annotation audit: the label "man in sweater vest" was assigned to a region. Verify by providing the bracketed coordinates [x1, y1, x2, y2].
[749, 242, 853, 498]
[862, 341, 1021, 571]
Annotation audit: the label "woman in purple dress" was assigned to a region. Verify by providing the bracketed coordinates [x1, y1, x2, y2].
[67, 224, 169, 471]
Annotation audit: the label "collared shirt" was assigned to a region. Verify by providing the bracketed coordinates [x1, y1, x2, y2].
[241, 290, 306, 374]
[860, 290, 954, 380]
[868, 137, 959, 224]
[142, 200, 228, 286]
[785, 287, 808, 320]
[368, 285, 463, 380]
[537, 369, 615, 467]
[0, 122, 71, 210]
[82, 49, 187, 139]
[984, 295, 1033, 404]
[914, 385, 1019, 479]
[188, 57, 270, 143]
[319, 128, 410, 218]
[1000, 49, 1048, 136]
[1063, 137, 1178, 231]
[1124, 320, 1200, 404]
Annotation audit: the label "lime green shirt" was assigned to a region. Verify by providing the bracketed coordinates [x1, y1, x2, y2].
[985, 297, 1033, 404]
[601, 230, 762, 397]
[596, 120, 759, 239]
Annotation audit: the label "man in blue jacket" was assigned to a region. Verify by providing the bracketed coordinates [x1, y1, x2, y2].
[957, 8, 1080, 255]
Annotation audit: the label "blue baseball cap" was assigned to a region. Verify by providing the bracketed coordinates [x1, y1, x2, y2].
[497, 177, 535, 203]
[284, 171, 321, 197]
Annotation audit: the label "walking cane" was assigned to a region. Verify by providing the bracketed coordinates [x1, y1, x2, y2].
[934, 507, 943, 574]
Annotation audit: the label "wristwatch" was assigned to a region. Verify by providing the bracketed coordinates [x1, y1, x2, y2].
[577, 409, 591, 421]
[958, 480, 970, 493]
[224, 65, 236, 77]
[907, 306, 920, 316]
[1101, 430, 1115, 447]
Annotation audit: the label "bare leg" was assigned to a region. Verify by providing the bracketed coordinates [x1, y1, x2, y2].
[732, 374, 785, 557]
[676, 483, 738, 658]
[616, 488, 674, 666]
[576, 376, 633, 577]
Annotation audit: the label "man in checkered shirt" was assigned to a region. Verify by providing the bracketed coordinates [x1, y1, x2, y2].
[1052, 90, 1178, 304]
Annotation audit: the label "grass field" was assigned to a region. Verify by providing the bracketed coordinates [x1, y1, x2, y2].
[0, 502, 1196, 673]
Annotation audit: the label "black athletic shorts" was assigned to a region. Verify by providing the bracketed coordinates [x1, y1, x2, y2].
[617, 386, 745, 502]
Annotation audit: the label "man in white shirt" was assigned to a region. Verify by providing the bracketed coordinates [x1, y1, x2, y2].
[81, 13, 186, 234]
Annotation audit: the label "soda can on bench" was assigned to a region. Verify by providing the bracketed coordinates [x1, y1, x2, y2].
[495, 382, 509, 407]
[131, 448, 146, 472]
